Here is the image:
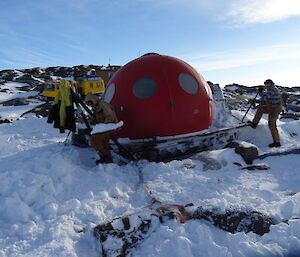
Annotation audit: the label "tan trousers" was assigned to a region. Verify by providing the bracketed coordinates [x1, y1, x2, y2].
[90, 132, 111, 158]
[252, 105, 282, 143]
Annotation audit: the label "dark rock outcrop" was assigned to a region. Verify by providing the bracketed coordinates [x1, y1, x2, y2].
[94, 204, 275, 257]
[226, 141, 259, 164]
[192, 206, 274, 236]
[2, 98, 29, 106]
[0, 118, 12, 124]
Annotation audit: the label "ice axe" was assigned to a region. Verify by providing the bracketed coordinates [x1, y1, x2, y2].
[241, 88, 262, 123]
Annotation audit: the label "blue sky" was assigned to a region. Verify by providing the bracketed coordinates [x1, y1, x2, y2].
[1, 0, 300, 87]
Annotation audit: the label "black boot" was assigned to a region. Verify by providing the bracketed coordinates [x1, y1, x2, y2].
[96, 155, 113, 165]
[268, 142, 281, 148]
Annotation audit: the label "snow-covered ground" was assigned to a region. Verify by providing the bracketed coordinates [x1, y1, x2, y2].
[0, 82, 42, 121]
[0, 103, 42, 121]
[0, 82, 38, 103]
[1, 87, 300, 256]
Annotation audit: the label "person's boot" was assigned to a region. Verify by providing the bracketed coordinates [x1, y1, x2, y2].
[95, 159, 102, 165]
[268, 142, 281, 148]
[247, 121, 257, 129]
[96, 155, 113, 165]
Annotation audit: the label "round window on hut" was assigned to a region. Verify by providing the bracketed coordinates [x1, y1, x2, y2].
[178, 73, 199, 95]
[103, 83, 115, 103]
[132, 76, 156, 99]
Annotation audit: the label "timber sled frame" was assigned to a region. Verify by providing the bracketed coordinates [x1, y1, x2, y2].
[111, 124, 251, 162]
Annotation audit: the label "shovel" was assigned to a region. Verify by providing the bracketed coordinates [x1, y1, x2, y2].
[241, 89, 260, 123]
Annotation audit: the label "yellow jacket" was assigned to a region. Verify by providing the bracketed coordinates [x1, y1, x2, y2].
[54, 80, 72, 127]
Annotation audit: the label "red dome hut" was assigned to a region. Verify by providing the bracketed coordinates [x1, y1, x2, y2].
[103, 53, 214, 140]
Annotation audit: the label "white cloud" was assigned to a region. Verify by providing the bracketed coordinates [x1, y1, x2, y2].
[137, 0, 300, 24]
[183, 44, 300, 72]
[204, 67, 300, 88]
[225, 0, 300, 24]
[271, 67, 300, 86]
[0, 43, 59, 69]
[181, 43, 300, 87]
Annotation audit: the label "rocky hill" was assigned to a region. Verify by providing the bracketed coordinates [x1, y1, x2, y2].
[1, 66, 299, 94]
[1, 66, 300, 123]
[0, 64, 117, 92]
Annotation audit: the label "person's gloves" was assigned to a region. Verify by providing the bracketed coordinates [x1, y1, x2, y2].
[249, 99, 256, 107]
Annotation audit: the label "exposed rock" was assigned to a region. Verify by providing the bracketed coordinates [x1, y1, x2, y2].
[256, 148, 300, 160]
[94, 210, 161, 257]
[14, 74, 42, 86]
[0, 70, 19, 81]
[240, 163, 270, 171]
[0, 118, 12, 124]
[21, 102, 52, 118]
[223, 83, 300, 112]
[192, 206, 274, 236]
[0, 65, 121, 90]
[2, 98, 29, 106]
[94, 204, 275, 257]
[224, 83, 259, 95]
[18, 85, 34, 92]
[226, 141, 259, 164]
[286, 103, 300, 112]
[195, 154, 227, 171]
[280, 112, 300, 120]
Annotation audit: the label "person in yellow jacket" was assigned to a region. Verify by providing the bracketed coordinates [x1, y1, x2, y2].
[47, 80, 76, 133]
[85, 93, 118, 164]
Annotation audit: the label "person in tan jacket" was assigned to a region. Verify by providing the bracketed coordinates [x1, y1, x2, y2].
[85, 93, 118, 164]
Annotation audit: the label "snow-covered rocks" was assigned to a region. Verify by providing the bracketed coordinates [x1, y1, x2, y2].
[226, 140, 259, 164]
[95, 204, 275, 257]
[2, 98, 29, 106]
